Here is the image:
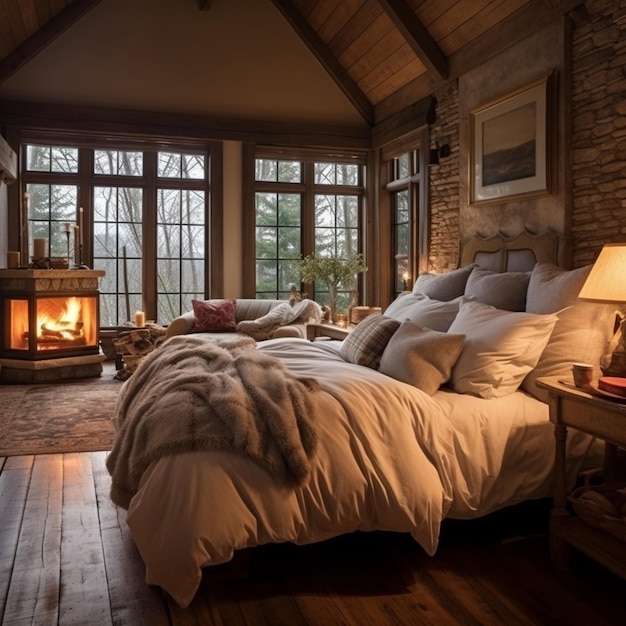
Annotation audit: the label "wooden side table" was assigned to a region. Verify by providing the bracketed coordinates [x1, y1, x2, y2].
[536, 377, 626, 580]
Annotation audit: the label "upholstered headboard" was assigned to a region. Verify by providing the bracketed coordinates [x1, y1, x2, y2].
[459, 228, 566, 272]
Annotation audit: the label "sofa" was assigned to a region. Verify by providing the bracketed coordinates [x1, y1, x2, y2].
[165, 298, 318, 341]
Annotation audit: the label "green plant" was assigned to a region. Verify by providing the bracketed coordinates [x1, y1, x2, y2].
[298, 253, 367, 322]
[298, 253, 367, 289]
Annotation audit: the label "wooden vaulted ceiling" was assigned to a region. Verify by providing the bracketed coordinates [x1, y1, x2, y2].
[0, 0, 584, 128]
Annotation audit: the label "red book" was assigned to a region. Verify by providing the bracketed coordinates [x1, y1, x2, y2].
[598, 376, 626, 398]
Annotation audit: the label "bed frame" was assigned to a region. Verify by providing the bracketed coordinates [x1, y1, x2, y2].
[459, 228, 566, 272]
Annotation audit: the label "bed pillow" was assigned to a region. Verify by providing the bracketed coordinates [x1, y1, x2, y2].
[448, 300, 558, 399]
[384, 293, 474, 332]
[340, 314, 400, 369]
[521, 263, 615, 402]
[464, 267, 530, 311]
[412, 265, 476, 301]
[191, 299, 237, 332]
[379, 321, 466, 395]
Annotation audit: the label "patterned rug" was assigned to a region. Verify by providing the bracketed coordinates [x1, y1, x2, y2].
[0, 362, 123, 457]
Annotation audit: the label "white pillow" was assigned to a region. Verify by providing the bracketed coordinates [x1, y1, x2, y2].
[448, 301, 558, 399]
[384, 294, 473, 332]
[412, 265, 476, 301]
[464, 267, 530, 311]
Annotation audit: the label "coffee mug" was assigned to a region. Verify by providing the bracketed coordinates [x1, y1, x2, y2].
[572, 362, 594, 388]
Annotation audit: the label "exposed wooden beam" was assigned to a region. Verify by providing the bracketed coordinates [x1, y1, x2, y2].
[0, 100, 371, 150]
[269, 0, 374, 125]
[378, 0, 448, 81]
[0, 0, 104, 85]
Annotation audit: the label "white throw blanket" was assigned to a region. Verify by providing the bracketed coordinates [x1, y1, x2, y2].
[236, 299, 322, 340]
[106, 335, 321, 508]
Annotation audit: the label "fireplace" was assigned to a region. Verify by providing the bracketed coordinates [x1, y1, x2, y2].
[0, 269, 105, 383]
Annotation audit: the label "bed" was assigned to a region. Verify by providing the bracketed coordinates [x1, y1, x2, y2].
[106, 229, 616, 608]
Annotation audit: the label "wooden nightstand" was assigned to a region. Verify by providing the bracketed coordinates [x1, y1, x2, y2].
[306, 323, 351, 342]
[536, 377, 626, 580]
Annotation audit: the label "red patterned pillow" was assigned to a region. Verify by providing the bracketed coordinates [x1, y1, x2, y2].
[191, 299, 236, 332]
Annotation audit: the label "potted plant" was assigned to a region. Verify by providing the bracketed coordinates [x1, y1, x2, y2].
[298, 252, 367, 323]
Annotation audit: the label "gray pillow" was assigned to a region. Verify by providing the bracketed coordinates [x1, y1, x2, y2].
[412, 265, 476, 301]
[379, 322, 466, 395]
[521, 263, 615, 402]
[384, 293, 473, 332]
[340, 314, 400, 369]
[464, 267, 530, 312]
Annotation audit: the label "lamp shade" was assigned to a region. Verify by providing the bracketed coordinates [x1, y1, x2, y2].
[578, 243, 626, 303]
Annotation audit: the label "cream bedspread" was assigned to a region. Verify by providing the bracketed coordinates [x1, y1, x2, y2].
[117, 337, 599, 608]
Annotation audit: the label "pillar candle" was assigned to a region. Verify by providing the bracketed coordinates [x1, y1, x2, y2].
[33, 238, 47, 258]
[134, 311, 146, 327]
[7, 251, 19, 268]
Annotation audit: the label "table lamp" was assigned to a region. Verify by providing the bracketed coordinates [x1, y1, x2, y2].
[578, 243, 626, 376]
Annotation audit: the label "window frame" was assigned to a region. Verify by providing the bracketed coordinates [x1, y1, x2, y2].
[17, 131, 223, 327]
[243, 144, 368, 305]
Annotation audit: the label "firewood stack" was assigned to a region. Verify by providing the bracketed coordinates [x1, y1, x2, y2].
[113, 323, 167, 380]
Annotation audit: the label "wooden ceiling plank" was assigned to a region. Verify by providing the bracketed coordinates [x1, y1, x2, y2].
[0, 3, 17, 59]
[0, 0, 104, 84]
[20, 0, 40, 36]
[2, 0, 28, 44]
[328, 0, 383, 58]
[33, 0, 52, 25]
[438, 0, 527, 56]
[317, 0, 364, 43]
[306, 0, 336, 31]
[378, 0, 449, 80]
[361, 43, 423, 94]
[349, 29, 407, 83]
[366, 57, 424, 105]
[338, 12, 394, 70]
[269, 0, 374, 124]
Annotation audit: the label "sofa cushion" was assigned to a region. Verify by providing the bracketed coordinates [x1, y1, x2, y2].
[192, 299, 237, 332]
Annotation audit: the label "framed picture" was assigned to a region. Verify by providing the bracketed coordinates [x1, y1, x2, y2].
[470, 72, 555, 204]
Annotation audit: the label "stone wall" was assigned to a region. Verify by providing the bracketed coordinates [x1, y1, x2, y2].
[427, 0, 626, 270]
[571, 0, 626, 266]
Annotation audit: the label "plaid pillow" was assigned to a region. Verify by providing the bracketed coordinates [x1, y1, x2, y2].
[340, 314, 400, 369]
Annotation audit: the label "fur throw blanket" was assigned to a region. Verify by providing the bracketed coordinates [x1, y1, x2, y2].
[236, 299, 322, 341]
[106, 335, 321, 509]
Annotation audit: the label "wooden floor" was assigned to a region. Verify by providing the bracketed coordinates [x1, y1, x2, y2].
[0, 452, 624, 626]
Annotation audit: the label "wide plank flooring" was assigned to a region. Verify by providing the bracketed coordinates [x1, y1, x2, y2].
[0, 452, 624, 625]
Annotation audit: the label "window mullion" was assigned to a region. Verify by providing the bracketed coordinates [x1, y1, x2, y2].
[144, 151, 157, 320]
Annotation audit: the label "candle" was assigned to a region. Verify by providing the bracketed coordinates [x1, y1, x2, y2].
[7, 251, 19, 268]
[134, 311, 146, 327]
[33, 238, 47, 258]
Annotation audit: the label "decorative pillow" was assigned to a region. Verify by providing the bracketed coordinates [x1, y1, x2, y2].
[191, 299, 237, 332]
[412, 265, 476, 301]
[340, 314, 401, 369]
[521, 263, 615, 402]
[448, 300, 558, 399]
[384, 293, 474, 332]
[379, 321, 466, 395]
[464, 267, 530, 312]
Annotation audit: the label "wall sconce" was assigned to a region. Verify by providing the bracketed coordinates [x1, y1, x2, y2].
[428, 140, 450, 166]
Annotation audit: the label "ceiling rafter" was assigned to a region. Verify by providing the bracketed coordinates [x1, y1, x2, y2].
[269, 0, 375, 125]
[0, 0, 104, 85]
[378, 0, 448, 81]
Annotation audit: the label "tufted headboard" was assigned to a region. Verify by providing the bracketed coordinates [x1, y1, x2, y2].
[459, 228, 566, 272]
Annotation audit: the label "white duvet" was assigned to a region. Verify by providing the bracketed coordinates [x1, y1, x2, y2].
[118, 338, 598, 607]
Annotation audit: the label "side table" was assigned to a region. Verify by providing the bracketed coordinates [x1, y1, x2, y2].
[536, 376, 626, 580]
[306, 323, 351, 342]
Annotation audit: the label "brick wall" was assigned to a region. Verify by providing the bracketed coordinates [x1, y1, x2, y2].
[571, 0, 626, 266]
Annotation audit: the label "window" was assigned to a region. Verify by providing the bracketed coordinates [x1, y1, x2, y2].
[250, 151, 366, 312]
[22, 140, 213, 327]
[385, 147, 425, 297]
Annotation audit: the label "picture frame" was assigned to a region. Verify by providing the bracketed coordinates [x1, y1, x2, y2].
[469, 72, 555, 204]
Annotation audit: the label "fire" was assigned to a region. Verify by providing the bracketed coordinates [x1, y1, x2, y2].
[37, 296, 83, 341]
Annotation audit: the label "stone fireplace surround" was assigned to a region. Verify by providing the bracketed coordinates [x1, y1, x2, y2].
[0, 269, 105, 383]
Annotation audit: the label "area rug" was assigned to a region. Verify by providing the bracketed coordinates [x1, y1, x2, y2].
[0, 362, 123, 456]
